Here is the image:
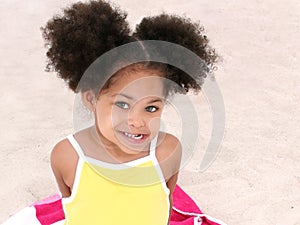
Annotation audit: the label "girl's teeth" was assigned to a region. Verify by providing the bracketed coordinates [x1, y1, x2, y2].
[124, 132, 143, 140]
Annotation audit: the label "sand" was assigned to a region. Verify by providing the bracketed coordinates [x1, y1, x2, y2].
[0, 0, 300, 224]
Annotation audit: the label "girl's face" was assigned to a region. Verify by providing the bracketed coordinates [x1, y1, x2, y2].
[94, 69, 165, 154]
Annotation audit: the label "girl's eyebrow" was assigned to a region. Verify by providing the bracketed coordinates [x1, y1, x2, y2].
[111, 93, 163, 103]
[111, 93, 134, 100]
[147, 98, 163, 104]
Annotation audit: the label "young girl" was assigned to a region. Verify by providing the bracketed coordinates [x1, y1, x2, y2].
[41, 0, 218, 224]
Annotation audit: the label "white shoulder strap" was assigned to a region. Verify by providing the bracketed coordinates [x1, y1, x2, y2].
[66, 134, 86, 159]
[149, 135, 158, 157]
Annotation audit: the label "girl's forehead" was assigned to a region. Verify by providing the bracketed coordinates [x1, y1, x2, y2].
[108, 71, 165, 99]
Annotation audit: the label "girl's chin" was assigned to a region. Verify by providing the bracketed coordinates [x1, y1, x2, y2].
[118, 146, 147, 155]
[117, 139, 151, 155]
[116, 144, 152, 156]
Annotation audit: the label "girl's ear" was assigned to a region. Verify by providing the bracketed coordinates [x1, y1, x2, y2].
[82, 90, 96, 112]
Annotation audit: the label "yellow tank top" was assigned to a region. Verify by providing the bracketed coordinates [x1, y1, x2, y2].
[62, 135, 170, 225]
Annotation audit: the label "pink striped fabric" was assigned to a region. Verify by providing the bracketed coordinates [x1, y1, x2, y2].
[30, 185, 226, 225]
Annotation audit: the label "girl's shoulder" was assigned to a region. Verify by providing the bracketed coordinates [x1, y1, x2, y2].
[51, 138, 79, 177]
[51, 137, 78, 163]
[155, 132, 182, 178]
[157, 132, 181, 155]
[51, 127, 91, 162]
[50, 137, 80, 195]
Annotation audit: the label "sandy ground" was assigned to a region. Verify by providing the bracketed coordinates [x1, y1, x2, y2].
[1, 0, 300, 224]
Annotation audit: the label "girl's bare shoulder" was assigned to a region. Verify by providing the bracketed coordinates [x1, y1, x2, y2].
[156, 132, 182, 157]
[51, 138, 78, 163]
[51, 128, 90, 166]
[50, 137, 80, 191]
[156, 132, 182, 175]
[50, 138, 79, 179]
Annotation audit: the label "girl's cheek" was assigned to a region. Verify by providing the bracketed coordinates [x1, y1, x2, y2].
[148, 117, 161, 133]
[96, 107, 115, 128]
[111, 109, 128, 126]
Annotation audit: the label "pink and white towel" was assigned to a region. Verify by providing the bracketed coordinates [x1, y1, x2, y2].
[2, 185, 226, 225]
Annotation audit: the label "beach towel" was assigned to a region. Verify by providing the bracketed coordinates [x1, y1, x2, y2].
[1, 185, 226, 225]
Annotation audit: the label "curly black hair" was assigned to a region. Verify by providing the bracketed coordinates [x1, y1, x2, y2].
[41, 0, 131, 91]
[133, 14, 218, 94]
[41, 0, 218, 94]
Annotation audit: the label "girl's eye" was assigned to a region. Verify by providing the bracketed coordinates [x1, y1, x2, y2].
[145, 106, 159, 113]
[115, 101, 129, 109]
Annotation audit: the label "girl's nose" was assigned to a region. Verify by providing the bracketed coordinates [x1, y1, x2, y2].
[128, 117, 145, 128]
[128, 111, 145, 128]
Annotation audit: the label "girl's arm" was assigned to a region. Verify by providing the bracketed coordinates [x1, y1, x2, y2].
[50, 139, 78, 197]
[166, 171, 179, 224]
[157, 133, 182, 224]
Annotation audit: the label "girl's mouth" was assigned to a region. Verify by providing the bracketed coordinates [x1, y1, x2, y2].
[123, 132, 144, 140]
[118, 131, 149, 144]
